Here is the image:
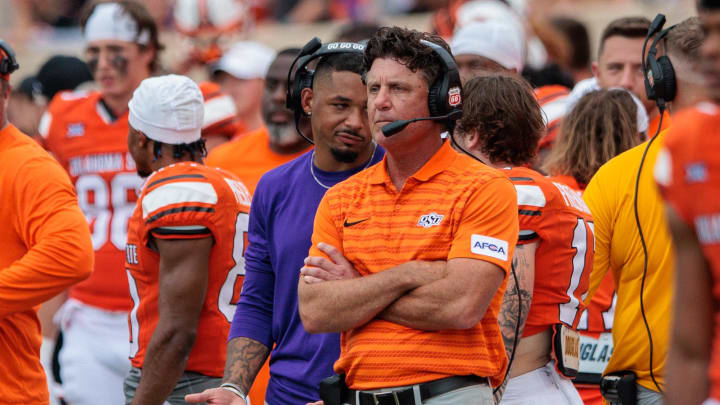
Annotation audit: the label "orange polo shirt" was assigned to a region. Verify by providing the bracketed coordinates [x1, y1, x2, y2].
[0, 123, 93, 404]
[205, 126, 311, 194]
[310, 140, 519, 390]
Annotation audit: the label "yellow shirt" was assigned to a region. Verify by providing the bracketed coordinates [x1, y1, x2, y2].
[582, 130, 674, 392]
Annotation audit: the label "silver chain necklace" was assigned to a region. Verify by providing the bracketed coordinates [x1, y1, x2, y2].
[310, 143, 378, 189]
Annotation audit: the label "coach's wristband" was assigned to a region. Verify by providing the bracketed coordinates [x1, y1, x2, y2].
[220, 382, 248, 400]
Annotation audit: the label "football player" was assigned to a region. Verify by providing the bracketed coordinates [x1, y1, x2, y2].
[123, 74, 251, 404]
[454, 74, 593, 405]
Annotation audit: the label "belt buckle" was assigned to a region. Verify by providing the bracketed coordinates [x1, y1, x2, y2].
[372, 391, 400, 405]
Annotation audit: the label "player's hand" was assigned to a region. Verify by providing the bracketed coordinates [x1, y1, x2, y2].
[301, 242, 361, 283]
[185, 387, 247, 404]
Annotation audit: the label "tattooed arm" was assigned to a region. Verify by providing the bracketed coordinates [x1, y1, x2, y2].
[493, 242, 536, 403]
[184, 337, 269, 404]
[223, 337, 271, 393]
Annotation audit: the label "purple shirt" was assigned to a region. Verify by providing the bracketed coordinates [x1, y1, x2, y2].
[229, 148, 383, 404]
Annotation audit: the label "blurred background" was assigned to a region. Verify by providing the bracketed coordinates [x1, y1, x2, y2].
[0, 0, 696, 87]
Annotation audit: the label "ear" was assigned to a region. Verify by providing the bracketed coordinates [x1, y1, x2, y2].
[300, 87, 314, 116]
[591, 61, 599, 78]
[136, 130, 148, 145]
[464, 129, 481, 150]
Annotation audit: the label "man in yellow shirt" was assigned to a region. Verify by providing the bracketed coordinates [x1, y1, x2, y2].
[582, 17, 704, 405]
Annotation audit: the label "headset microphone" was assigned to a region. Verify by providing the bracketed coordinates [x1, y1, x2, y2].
[381, 110, 463, 137]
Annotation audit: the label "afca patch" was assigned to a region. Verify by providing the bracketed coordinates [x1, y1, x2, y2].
[471, 234, 509, 261]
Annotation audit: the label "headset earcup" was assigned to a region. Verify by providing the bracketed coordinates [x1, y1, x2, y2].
[657, 56, 676, 102]
[427, 81, 441, 117]
[291, 69, 312, 112]
[0, 59, 7, 75]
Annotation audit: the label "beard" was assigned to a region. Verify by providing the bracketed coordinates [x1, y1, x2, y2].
[330, 147, 360, 163]
[267, 122, 300, 146]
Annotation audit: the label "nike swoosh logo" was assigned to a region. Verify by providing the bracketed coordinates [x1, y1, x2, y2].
[344, 218, 370, 227]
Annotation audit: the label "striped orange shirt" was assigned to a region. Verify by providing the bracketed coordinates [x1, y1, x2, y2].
[310, 140, 519, 389]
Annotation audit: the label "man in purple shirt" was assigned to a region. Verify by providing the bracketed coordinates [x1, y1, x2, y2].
[186, 50, 382, 405]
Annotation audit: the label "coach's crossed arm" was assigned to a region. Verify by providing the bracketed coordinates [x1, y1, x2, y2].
[298, 242, 446, 334]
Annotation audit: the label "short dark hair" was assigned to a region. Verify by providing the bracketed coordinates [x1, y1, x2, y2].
[363, 26, 452, 87]
[598, 17, 651, 57]
[456, 75, 545, 166]
[664, 17, 704, 62]
[152, 138, 208, 160]
[81, 1, 164, 72]
[314, 52, 364, 86]
[551, 17, 590, 70]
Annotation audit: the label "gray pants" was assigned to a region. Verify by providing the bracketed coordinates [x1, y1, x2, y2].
[124, 366, 221, 405]
[343, 383, 493, 405]
[606, 384, 663, 405]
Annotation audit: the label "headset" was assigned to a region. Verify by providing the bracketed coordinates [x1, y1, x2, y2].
[633, 13, 676, 395]
[380, 39, 463, 137]
[0, 39, 20, 77]
[286, 37, 366, 145]
[643, 15, 677, 112]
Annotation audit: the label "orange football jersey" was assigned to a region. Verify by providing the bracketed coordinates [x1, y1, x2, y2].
[40, 90, 143, 311]
[656, 102, 720, 400]
[125, 162, 251, 377]
[535, 85, 571, 150]
[550, 174, 616, 335]
[506, 167, 594, 336]
[550, 174, 613, 404]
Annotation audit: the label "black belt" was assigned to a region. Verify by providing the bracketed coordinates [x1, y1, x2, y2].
[343, 375, 488, 405]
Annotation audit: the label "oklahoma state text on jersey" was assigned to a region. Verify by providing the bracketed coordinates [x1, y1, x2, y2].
[125, 162, 251, 377]
[655, 102, 720, 401]
[40, 90, 143, 311]
[506, 167, 594, 335]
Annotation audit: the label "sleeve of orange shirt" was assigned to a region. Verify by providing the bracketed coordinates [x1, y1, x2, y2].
[308, 191, 343, 259]
[448, 176, 519, 274]
[0, 156, 94, 318]
[582, 170, 612, 304]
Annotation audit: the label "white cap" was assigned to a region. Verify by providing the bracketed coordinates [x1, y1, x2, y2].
[84, 2, 150, 45]
[455, 0, 524, 34]
[211, 41, 276, 79]
[451, 20, 525, 72]
[566, 77, 649, 133]
[129, 75, 204, 145]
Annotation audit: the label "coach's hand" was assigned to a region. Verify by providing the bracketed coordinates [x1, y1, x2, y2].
[301, 242, 361, 283]
[185, 387, 247, 404]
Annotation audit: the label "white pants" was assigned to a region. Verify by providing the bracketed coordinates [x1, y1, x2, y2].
[57, 298, 130, 405]
[500, 361, 583, 405]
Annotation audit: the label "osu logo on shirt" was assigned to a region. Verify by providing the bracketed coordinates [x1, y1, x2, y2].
[417, 212, 444, 228]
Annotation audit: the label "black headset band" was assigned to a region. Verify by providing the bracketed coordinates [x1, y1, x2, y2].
[0, 39, 20, 76]
[419, 39, 458, 74]
[648, 24, 677, 59]
[285, 37, 366, 145]
[286, 38, 366, 109]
